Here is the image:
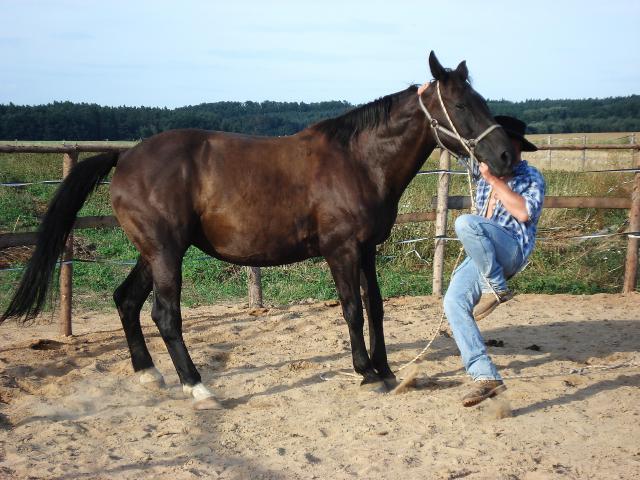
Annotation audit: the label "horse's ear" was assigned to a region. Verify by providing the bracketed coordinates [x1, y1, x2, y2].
[429, 51, 447, 81]
[455, 60, 469, 81]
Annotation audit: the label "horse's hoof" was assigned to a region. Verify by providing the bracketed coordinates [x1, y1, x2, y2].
[139, 367, 165, 388]
[143, 378, 165, 390]
[360, 379, 388, 394]
[383, 376, 399, 391]
[193, 397, 224, 410]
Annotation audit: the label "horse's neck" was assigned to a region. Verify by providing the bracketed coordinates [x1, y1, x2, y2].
[357, 98, 436, 201]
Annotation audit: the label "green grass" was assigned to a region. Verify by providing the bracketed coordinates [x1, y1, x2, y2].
[0, 147, 637, 315]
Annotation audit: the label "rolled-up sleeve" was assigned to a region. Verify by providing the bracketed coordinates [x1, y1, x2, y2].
[521, 170, 545, 223]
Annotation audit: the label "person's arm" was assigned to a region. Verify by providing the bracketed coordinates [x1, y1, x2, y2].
[479, 163, 529, 222]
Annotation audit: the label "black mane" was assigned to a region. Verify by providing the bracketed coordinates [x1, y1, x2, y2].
[312, 85, 418, 146]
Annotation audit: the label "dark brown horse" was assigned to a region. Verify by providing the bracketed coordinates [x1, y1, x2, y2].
[2, 52, 514, 408]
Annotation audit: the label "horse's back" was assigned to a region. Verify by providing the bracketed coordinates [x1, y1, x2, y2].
[110, 128, 339, 264]
[111, 128, 308, 206]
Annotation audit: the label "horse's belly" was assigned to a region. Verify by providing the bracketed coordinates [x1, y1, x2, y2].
[197, 213, 319, 266]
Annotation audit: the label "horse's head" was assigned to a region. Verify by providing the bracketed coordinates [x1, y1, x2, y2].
[420, 51, 514, 177]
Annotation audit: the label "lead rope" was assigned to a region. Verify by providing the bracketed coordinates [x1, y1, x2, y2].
[396, 170, 473, 373]
[417, 81, 501, 218]
[428, 83, 506, 302]
[396, 88, 498, 372]
[335, 164, 474, 378]
[340, 87, 500, 378]
[334, 90, 635, 380]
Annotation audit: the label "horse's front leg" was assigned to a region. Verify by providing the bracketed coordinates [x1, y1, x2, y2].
[326, 243, 384, 391]
[360, 244, 397, 390]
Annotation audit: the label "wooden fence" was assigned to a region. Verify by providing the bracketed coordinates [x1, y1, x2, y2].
[1, 141, 639, 336]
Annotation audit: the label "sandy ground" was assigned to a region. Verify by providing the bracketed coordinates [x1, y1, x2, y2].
[0, 293, 638, 479]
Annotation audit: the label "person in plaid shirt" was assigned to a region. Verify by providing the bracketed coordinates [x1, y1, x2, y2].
[443, 115, 545, 407]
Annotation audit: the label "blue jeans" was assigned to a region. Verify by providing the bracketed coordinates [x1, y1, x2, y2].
[443, 214, 525, 380]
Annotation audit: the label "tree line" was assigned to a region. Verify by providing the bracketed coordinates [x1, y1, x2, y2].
[0, 95, 638, 140]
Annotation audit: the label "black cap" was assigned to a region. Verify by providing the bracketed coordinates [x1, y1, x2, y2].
[494, 115, 538, 152]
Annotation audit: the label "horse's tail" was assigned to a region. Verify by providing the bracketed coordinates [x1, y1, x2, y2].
[1, 152, 120, 323]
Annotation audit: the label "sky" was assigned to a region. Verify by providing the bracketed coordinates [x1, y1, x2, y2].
[1, 0, 639, 108]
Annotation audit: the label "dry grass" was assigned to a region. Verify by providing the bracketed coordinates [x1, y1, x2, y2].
[524, 131, 638, 171]
[0, 133, 637, 314]
[527, 131, 637, 145]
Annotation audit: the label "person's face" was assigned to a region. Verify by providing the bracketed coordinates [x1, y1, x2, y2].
[510, 138, 523, 162]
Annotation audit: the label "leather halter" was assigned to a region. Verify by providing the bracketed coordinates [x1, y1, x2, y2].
[418, 81, 502, 174]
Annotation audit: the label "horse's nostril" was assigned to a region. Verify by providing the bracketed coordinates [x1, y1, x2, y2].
[500, 150, 511, 163]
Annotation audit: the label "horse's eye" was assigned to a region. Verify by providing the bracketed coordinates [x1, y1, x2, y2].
[455, 103, 466, 110]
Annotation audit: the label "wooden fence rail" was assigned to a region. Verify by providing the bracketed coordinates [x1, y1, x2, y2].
[0, 144, 130, 154]
[535, 144, 640, 151]
[1, 143, 639, 335]
[1, 195, 631, 249]
[2, 143, 640, 155]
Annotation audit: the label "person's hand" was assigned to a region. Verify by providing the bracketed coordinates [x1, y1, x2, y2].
[479, 162, 498, 183]
[417, 82, 430, 95]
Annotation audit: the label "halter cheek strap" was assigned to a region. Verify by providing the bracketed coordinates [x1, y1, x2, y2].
[418, 81, 502, 171]
[418, 81, 503, 214]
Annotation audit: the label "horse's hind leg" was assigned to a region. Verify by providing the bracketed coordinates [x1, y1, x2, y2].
[148, 252, 222, 410]
[113, 257, 164, 386]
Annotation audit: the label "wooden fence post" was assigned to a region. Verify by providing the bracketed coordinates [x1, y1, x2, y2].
[582, 135, 587, 170]
[59, 152, 77, 336]
[547, 135, 552, 169]
[622, 148, 640, 293]
[247, 266, 263, 307]
[432, 150, 451, 297]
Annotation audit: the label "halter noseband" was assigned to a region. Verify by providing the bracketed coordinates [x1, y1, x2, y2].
[418, 81, 502, 173]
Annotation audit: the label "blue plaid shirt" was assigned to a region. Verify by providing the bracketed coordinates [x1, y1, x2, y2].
[473, 160, 545, 260]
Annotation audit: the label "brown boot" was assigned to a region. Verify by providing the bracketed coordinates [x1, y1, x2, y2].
[462, 380, 506, 407]
[473, 290, 514, 321]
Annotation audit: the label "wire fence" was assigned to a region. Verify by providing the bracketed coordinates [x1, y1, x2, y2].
[540, 133, 637, 145]
[1, 141, 639, 332]
[2, 164, 638, 272]
[4, 168, 640, 189]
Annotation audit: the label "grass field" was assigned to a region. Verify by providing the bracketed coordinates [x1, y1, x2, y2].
[527, 131, 637, 144]
[524, 131, 638, 171]
[0, 133, 637, 314]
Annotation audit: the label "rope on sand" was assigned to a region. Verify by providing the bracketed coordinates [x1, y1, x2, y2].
[322, 168, 640, 388]
[395, 293, 449, 373]
[427, 361, 640, 382]
[394, 165, 481, 373]
[321, 361, 640, 383]
[324, 162, 640, 388]
[327, 169, 470, 382]
[327, 248, 461, 382]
